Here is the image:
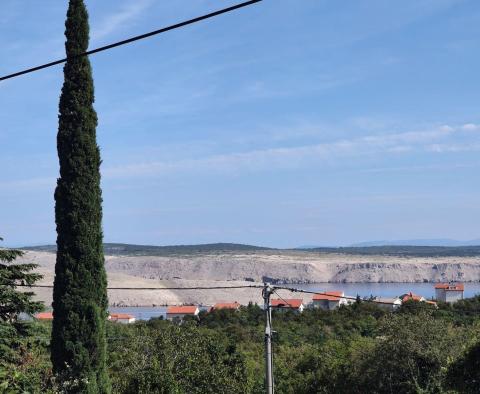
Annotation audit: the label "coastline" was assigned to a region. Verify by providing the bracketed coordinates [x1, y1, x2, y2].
[19, 250, 480, 307]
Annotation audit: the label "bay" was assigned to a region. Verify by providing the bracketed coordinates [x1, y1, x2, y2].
[109, 282, 480, 320]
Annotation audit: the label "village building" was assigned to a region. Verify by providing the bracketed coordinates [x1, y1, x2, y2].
[270, 298, 305, 313]
[435, 283, 464, 303]
[166, 305, 200, 321]
[213, 302, 241, 311]
[401, 292, 425, 303]
[108, 313, 136, 324]
[312, 291, 347, 310]
[374, 297, 402, 311]
[35, 312, 53, 320]
[35, 311, 138, 323]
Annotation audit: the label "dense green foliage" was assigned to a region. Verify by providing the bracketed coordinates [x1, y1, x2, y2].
[51, 0, 109, 392]
[0, 240, 43, 322]
[0, 240, 46, 392]
[107, 320, 248, 393]
[2, 298, 480, 393]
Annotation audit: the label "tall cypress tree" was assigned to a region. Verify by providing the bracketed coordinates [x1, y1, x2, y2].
[51, 1, 110, 392]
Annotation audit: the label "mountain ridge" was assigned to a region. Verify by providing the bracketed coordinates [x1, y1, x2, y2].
[19, 242, 480, 257]
[20, 242, 274, 256]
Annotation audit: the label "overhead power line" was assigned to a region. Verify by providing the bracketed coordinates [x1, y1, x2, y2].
[275, 285, 411, 306]
[272, 288, 296, 307]
[0, 0, 263, 82]
[12, 283, 263, 291]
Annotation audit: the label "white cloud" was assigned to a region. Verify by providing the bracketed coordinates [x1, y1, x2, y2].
[461, 123, 480, 131]
[5, 123, 478, 188]
[91, 0, 153, 42]
[101, 124, 476, 179]
[427, 143, 480, 153]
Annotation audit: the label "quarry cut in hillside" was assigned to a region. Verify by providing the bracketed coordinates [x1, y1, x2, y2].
[15, 250, 480, 306]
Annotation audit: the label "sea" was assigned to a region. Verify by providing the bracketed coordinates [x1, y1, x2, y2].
[109, 282, 480, 320]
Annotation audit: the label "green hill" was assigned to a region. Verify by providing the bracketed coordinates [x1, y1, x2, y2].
[22, 242, 273, 256]
[301, 245, 480, 257]
[21, 243, 480, 257]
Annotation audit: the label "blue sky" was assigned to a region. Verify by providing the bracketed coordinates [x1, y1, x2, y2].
[1, 0, 479, 248]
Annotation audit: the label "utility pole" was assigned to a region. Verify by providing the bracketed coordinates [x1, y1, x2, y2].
[263, 282, 274, 394]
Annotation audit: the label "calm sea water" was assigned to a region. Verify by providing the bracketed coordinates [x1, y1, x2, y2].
[292, 282, 480, 299]
[110, 282, 480, 321]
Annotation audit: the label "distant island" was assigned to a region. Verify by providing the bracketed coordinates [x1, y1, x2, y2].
[22, 242, 480, 257]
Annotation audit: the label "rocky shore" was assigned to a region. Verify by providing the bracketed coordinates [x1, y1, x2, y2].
[18, 250, 480, 306]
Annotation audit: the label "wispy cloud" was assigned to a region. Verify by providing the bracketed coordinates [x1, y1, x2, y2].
[5, 123, 478, 189]
[91, 0, 153, 42]
[101, 123, 480, 179]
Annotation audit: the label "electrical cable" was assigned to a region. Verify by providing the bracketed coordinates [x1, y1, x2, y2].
[0, 0, 263, 82]
[9, 283, 263, 290]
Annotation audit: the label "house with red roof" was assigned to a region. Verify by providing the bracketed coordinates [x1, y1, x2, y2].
[213, 302, 241, 311]
[435, 283, 464, 303]
[166, 305, 199, 321]
[401, 292, 425, 303]
[108, 313, 135, 324]
[312, 291, 347, 310]
[425, 300, 438, 308]
[35, 312, 53, 321]
[271, 298, 305, 313]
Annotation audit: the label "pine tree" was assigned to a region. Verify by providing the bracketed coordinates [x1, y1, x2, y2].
[0, 239, 46, 391]
[0, 238, 43, 324]
[51, 1, 110, 392]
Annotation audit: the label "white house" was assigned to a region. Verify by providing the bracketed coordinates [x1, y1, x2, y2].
[374, 297, 402, 311]
[435, 283, 464, 303]
[166, 305, 200, 321]
[270, 298, 305, 313]
[108, 313, 136, 324]
[312, 291, 347, 310]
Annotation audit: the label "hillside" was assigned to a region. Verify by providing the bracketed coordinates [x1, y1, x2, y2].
[17, 247, 480, 306]
[22, 242, 272, 256]
[22, 243, 480, 257]
[301, 245, 480, 257]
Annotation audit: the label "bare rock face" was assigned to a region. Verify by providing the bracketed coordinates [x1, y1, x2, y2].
[17, 250, 480, 306]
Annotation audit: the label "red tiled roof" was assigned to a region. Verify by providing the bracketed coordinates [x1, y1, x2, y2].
[35, 312, 53, 320]
[109, 313, 134, 320]
[313, 291, 344, 301]
[213, 302, 241, 310]
[402, 292, 423, 302]
[434, 283, 464, 291]
[167, 306, 198, 314]
[271, 299, 303, 309]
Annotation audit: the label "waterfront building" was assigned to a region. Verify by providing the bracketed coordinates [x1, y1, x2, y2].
[374, 297, 402, 311]
[271, 298, 305, 313]
[312, 291, 347, 310]
[401, 292, 425, 302]
[108, 313, 136, 324]
[166, 305, 200, 321]
[213, 302, 241, 311]
[435, 283, 464, 303]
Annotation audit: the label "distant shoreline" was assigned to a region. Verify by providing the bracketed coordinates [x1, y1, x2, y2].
[17, 249, 480, 307]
